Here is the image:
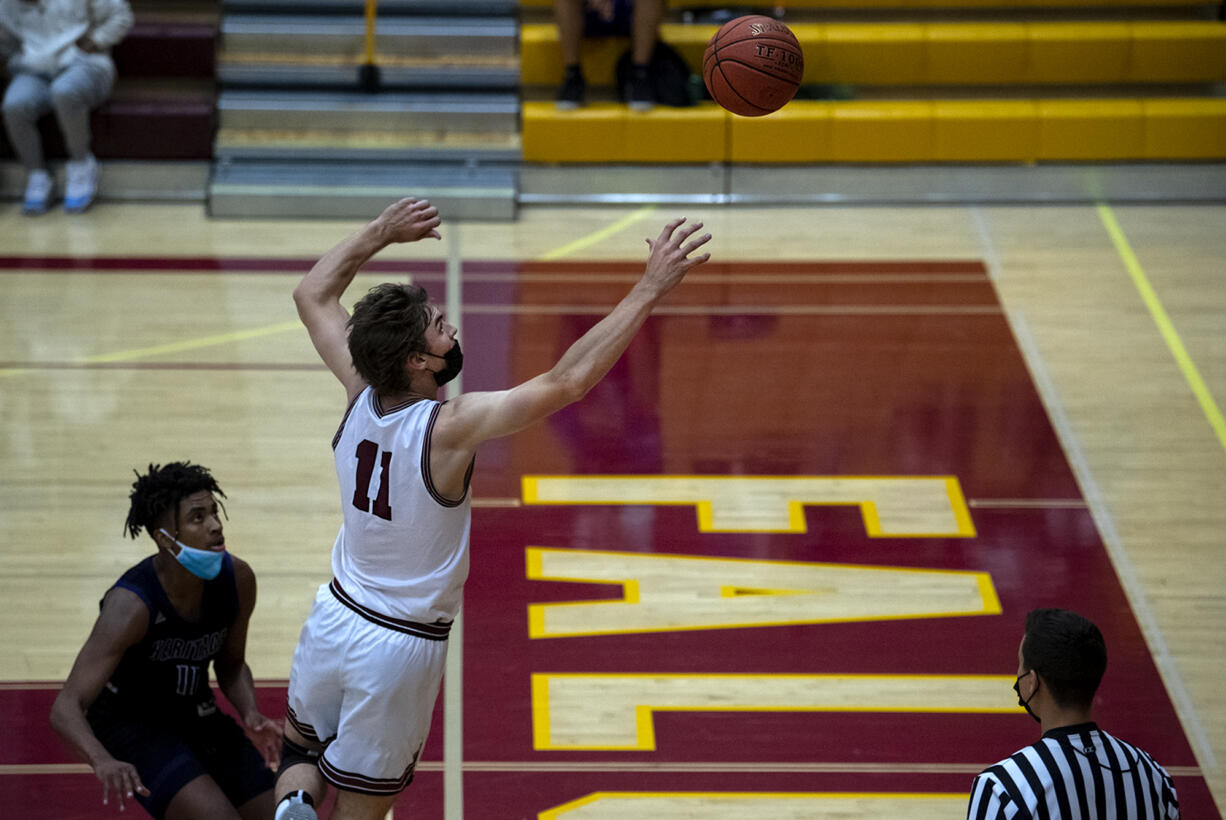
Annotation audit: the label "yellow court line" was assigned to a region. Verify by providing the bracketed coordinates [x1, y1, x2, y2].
[536, 671, 1019, 683]
[525, 545, 1001, 637]
[82, 320, 304, 363]
[1097, 204, 1226, 453]
[538, 206, 658, 261]
[0, 320, 304, 379]
[523, 474, 976, 537]
[532, 672, 1020, 751]
[540, 791, 965, 818]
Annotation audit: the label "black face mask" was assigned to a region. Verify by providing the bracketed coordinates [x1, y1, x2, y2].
[1013, 670, 1041, 724]
[422, 340, 463, 386]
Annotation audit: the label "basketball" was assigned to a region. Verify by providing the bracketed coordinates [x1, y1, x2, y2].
[703, 15, 804, 117]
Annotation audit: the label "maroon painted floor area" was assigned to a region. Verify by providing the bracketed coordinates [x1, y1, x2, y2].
[2, 257, 1217, 818]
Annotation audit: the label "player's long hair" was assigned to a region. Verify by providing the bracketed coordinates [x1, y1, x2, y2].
[124, 462, 226, 540]
[347, 283, 431, 396]
[1022, 608, 1107, 710]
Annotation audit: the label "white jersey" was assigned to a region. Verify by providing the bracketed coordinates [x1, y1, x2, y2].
[330, 388, 471, 625]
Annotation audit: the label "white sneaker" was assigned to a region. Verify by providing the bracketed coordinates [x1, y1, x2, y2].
[274, 792, 318, 820]
[64, 155, 98, 213]
[276, 801, 318, 820]
[22, 169, 54, 215]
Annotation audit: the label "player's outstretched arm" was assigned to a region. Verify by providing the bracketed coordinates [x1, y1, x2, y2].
[49, 588, 152, 811]
[294, 197, 442, 401]
[434, 217, 710, 457]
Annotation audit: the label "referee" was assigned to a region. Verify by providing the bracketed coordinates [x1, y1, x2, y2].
[967, 608, 1181, 819]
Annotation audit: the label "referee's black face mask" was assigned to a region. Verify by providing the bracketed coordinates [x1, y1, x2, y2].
[1013, 670, 1041, 723]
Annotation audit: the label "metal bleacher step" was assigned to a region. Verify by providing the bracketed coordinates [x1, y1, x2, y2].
[208, 160, 517, 219]
[209, 0, 521, 219]
[222, 0, 516, 15]
[217, 89, 519, 135]
[218, 55, 518, 91]
[214, 127, 521, 162]
[219, 14, 518, 89]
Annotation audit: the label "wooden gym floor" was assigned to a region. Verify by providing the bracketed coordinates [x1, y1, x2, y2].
[0, 200, 1223, 818]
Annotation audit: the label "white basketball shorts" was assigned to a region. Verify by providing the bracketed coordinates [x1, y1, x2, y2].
[285, 582, 450, 795]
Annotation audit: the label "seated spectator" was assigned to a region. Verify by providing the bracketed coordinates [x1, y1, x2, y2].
[0, 0, 132, 214]
[554, 0, 664, 111]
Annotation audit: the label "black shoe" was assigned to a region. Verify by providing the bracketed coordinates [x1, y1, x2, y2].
[555, 66, 585, 110]
[626, 64, 654, 112]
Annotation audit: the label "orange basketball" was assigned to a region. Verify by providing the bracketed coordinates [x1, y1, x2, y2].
[703, 15, 804, 117]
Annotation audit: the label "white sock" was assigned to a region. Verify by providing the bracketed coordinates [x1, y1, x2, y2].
[274, 790, 315, 820]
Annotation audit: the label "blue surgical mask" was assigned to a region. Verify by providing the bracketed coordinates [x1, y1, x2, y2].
[159, 528, 225, 580]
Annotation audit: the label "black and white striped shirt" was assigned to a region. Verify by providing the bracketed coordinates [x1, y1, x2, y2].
[968, 722, 1180, 819]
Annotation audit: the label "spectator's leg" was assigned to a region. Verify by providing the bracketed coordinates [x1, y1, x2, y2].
[554, 0, 585, 66]
[630, 0, 664, 65]
[553, 0, 587, 108]
[626, 0, 664, 109]
[2, 74, 55, 213]
[50, 61, 113, 212]
[49, 60, 112, 160]
[2, 73, 52, 171]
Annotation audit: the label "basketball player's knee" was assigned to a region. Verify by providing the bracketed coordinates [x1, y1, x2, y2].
[277, 735, 322, 779]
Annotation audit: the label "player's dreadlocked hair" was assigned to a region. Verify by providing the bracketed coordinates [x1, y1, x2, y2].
[347, 282, 431, 396]
[124, 462, 226, 540]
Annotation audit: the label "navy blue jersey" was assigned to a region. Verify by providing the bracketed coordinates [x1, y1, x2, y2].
[90, 554, 238, 722]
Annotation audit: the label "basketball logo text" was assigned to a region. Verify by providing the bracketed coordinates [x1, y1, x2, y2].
[750, 20, 791, 37]
[754, 44, 803, 74]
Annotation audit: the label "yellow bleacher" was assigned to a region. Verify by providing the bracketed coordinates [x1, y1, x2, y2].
[520, 8, 1226, 163]
[520, 0, 1207, 7]
[521, 21, 1226, 86]
[523, 98, 1226, 162]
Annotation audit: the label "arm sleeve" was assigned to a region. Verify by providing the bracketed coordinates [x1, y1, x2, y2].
[1160, 768, 1181, 819]
[0, 12, 19, 60]
[87, 0, 133, 49]
[967, 773, 1013, 820]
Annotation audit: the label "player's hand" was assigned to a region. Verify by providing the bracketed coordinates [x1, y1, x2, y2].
[244, 711, 284, 770]
[93, 758, 149, 811]
[640, 217, 711, 298]
[374, 197, 442, 244]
